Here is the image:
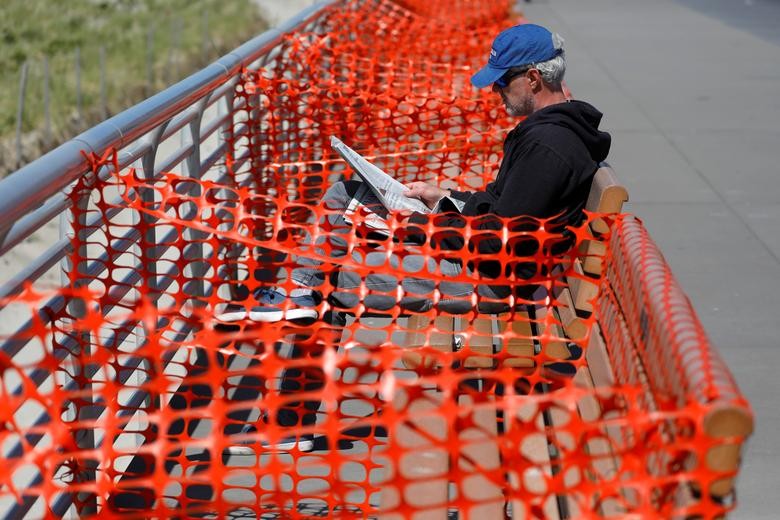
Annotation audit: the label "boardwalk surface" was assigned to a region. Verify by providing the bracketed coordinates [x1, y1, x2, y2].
[520, 0, 780, 518]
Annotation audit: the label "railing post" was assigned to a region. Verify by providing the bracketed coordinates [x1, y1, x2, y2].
[44, 56, 52, 148]
[131, 123, 169, 509]
[68, 174, 100, 517]
[201, 10, 210, 61]
[0, 4, 337, 514]
[75, 47, 82, 124]
[218, 86, 247, 296]
[100, 46, 108, 120]
[15, 61, 29, 169]
[146, 27, 155, 97]
[183, 97, 210, 305]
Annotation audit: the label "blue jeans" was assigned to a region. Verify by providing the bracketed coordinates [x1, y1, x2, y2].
[291, 180, 510, 315]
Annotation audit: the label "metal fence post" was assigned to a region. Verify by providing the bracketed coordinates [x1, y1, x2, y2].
[75, 47, 83, 124]
[173, 19, 182, 81]
[202, 10, 209, 61]
[69, 181, 99, 517]
[146, 27, 155, 97]
[44, 56, 52, 148]
[100, 46, 108, 120]
[164, 19, 183, 85]
[183, 98, 209, 304]
[15, 61, 30, 169]
[0, 4, 336, 512]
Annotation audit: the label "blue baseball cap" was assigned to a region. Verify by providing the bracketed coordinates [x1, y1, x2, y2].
[471, 24, 564, 88]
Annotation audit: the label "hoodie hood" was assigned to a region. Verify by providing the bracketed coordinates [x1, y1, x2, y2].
[519, 100, 611, 162]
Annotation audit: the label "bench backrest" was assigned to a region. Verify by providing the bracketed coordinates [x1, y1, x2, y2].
[586, 164, 629, 233]
[572, 163, 629, 312]
[602, 215, 754, 501]
[575, 168, 752, 504]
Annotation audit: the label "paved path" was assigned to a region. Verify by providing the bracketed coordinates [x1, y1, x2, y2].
[255, 0, 780, 515]
[521, 0, 780, 518]
[254, 0, 320, 26]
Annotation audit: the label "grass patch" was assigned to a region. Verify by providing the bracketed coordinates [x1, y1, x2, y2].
[1, 0, 267, 166]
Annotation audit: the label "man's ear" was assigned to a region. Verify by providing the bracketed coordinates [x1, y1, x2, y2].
[527, 68, 543, 92]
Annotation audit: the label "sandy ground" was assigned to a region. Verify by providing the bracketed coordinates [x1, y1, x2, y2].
[0, 0, 317, 336]
[0, 6, 311, 515]
[254, 0, 321, 26]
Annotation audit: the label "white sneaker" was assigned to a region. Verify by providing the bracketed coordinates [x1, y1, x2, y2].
[215, 288, 319, 323]
[216, 306, 319, 323]
[224, 435, 314, 455]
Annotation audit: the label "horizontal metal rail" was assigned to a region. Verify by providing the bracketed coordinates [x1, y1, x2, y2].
[1, 151, 250, 411]
[0, 2, 337, 518]
[0, 1, 334, 231]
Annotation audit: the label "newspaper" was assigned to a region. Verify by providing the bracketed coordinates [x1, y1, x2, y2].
[330, 136, 431, 214]
[330, 136, 465, 235]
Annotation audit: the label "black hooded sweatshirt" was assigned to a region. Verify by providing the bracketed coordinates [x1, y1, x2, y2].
[411, 100, 611, 278]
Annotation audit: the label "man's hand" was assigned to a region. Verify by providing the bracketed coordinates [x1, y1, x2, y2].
[403, 181, 451, 210]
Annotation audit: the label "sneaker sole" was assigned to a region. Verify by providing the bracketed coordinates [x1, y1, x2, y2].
[215, 308, 318, 323]
[223, 438, 314, 455]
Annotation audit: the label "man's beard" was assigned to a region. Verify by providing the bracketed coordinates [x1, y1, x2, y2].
[502, 93, 534, 117]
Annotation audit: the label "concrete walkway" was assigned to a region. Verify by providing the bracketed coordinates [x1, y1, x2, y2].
[251, 0, 780, 515]
[521, 0, 780, 518]
[254, 0, 320, 26]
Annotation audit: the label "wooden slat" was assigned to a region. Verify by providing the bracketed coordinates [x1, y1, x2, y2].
[533, 302, 573, 364]
[569, 260, 600, 314]
[494, 311, 535, 369]
[585, 165, 629, 234]
[581, 239, 607, 277]
[575, 322, 627, 517]
[401, 314, 455, 369]
[552, 269, 628, 516]
[388, 317, 507, 518]
[506, 398, 561, 520]
[457, 315, 496, 368]
[533, 303, 579, 518]
[494, 308, 571, 371]
[391, 163, 634, 519]
[573, 164, 629, 311]
[379, 389, 449, 520]
[456, 393, 504, 518]
[702, 405, 754, 499]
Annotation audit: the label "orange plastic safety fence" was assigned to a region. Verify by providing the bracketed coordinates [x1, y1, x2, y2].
[0, 0, 752, 519]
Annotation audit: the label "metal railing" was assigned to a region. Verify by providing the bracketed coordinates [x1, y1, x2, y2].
[0, 2, 335, 517]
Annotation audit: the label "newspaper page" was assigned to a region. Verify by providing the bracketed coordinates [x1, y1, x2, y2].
[330, 136, 431, 214]
[332, 136, 465, 235]
[342, 196, 391, 234]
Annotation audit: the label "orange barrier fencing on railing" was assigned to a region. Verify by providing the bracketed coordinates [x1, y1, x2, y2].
[0, 0, 751, 518]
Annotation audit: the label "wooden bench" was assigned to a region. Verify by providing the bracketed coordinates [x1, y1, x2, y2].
[379, 164, 753, 518]
[595, 214, 754, 514]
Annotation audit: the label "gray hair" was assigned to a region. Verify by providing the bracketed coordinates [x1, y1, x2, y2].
[534, 53, 566, 89]
[503, 32, 566, 90]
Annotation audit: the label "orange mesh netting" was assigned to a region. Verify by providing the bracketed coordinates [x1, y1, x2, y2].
[0, 0, 752, 518]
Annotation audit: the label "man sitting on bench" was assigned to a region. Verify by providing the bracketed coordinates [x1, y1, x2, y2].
[218, 24, 612, 454]
[219, 23, 612, 323]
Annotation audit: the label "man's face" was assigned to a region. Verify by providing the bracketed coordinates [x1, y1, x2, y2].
[492, 70, 535, 117]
